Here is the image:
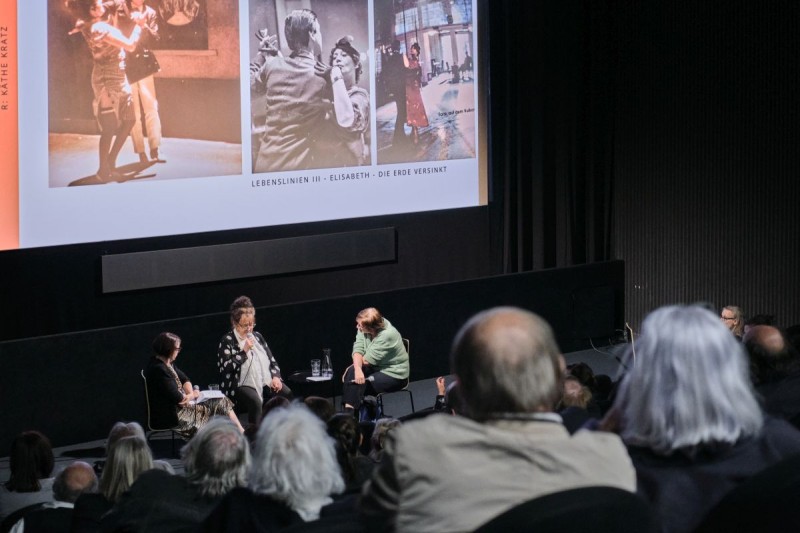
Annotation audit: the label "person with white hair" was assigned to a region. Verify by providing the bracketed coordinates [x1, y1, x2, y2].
[608, 305, 800, 533]
[202, 403, 345, 531]
[101, 417, 249, 531]
[360, 307, 636, 532]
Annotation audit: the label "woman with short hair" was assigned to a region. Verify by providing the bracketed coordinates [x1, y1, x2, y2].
[147, 331, 244, 437]
[0, 431, 55, 520]
[609, 305, 800, 533]
[217, 296, 291, 426]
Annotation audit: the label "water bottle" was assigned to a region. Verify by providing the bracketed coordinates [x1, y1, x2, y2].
[322, 348, 333, 378]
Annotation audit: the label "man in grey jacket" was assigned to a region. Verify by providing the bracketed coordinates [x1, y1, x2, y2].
[359, 306, 636, 532]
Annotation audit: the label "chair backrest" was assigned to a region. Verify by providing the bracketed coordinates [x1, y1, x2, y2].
[473, 486, 655, 533]
[0, 502, 47, 533]
[694, 453, 800, 532]
[140, 369, 164, 432]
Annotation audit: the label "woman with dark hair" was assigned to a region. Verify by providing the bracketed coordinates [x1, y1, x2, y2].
[217, 296, 291, 426]
[606, 305, 800, 533]
[404, 42, 429, 145]
[65, 0, 145, 181]
[146, 332, 243, 437]
[315, 35, 370, 166]
[0, 431, 55, 520]
[327, 413, 374, 493]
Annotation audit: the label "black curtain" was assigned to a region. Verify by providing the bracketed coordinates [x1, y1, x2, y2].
[489, 0, 618, 272]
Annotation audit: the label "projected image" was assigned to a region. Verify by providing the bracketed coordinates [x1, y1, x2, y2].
[249, 0, 371, 173]
[47, 0, 242, 187]
[374, 0, 476, 165]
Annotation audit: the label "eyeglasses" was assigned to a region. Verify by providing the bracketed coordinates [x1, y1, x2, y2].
[237, 322, 256, 329]
[721, 316, 736, 321]
[175, 346, 182, 352]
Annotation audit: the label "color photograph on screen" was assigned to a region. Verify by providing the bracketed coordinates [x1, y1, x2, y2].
[47, 0, 242, 187]
[248, 0, 371, 173]
[374, 0, 475, 165]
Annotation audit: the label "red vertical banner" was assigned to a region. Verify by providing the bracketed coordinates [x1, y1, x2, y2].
[0, 0, 18, 250]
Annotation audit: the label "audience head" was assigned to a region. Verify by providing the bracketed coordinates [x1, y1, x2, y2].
[356, 307, 384, 336]
[230, 295, 255, 329]
[304, 396, 335, 423]
[284, 9, 320, 53]
[369, 417, 401, 461]
[181, 417, 250, 498]
[6, 430, 55, 492]
[744, 313, 775, 336]
[559, 375, 592, 410]
[100, 435, 154, 502]
[720, 305, 745, 337]
[567, 362, 597, 390]
[615, 305, 763, 455]
[451, 307, 563, 420]
[249, 403, 344, 520]
[106, 421, 146, 452]
[444, 380, 464, 415]
[53, 461, 98, 503]
[327, 413, 361, 483]
[744, 325, 800, 385]
[260, 395, 290, 424]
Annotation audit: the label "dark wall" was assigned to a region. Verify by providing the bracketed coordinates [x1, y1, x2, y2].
[0, 207, 498, 342]
[0, 262, 623, 449]
[612, 0, 800, 328]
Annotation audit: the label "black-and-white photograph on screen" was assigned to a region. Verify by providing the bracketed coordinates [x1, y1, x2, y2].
[47, 0, 241, 187]
[374, 0, 475, 165]
[249, 0, 371, 173]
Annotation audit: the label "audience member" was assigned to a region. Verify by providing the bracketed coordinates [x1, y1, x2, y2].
[744, 312, 774, 337]
[101, 417, 249, 532]
[367, 417, 401, 463]
[327, 414, 374, 494]
[91, 421, 146, 477]
[9, 461, 97, 533]
[202, 403, 345, 531]
[0, 431, 55, 520]
[744, 325, 800, 427]
[720, 305, 745, 339]
[73, 422, 147, 532]
[360, 307, 636, 532]
[305, 396, 335, 423]
[608, 305, 800, 533]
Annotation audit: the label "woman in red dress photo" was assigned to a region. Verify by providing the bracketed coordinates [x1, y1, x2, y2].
[404, 42, 429, 144]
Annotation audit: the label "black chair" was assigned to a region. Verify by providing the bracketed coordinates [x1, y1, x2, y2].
[140, 369, 181, 456]
[375, 338, 415, 418]
[473, 486, 656, 533]
[694, 453, 800, 532]
[0, 502, 46, 533]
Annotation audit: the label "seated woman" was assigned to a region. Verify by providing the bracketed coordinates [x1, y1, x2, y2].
[217, 296, 291, 426]
[606, 305, 800, 533]
[146, 332, 244, 437]
[341, 308, 409, 416]
[0, 431, 55, 521]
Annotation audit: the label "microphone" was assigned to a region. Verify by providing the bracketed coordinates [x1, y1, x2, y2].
[350, 375, 374, 383]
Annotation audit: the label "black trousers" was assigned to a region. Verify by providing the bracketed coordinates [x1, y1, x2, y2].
[342, 365, 406, 410]
[235, 383, 292, 425]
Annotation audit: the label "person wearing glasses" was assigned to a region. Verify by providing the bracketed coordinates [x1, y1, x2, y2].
[721, 305, 745, 340]
[145, 332, 244, 437]
[314, 36, 371, 166]
[217, 296, 292, 426]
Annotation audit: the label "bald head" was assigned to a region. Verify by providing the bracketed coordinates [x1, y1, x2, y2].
[451, 307, 563, 420]
[54, 461, 98, 503]
[743, 325, 785, 354]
